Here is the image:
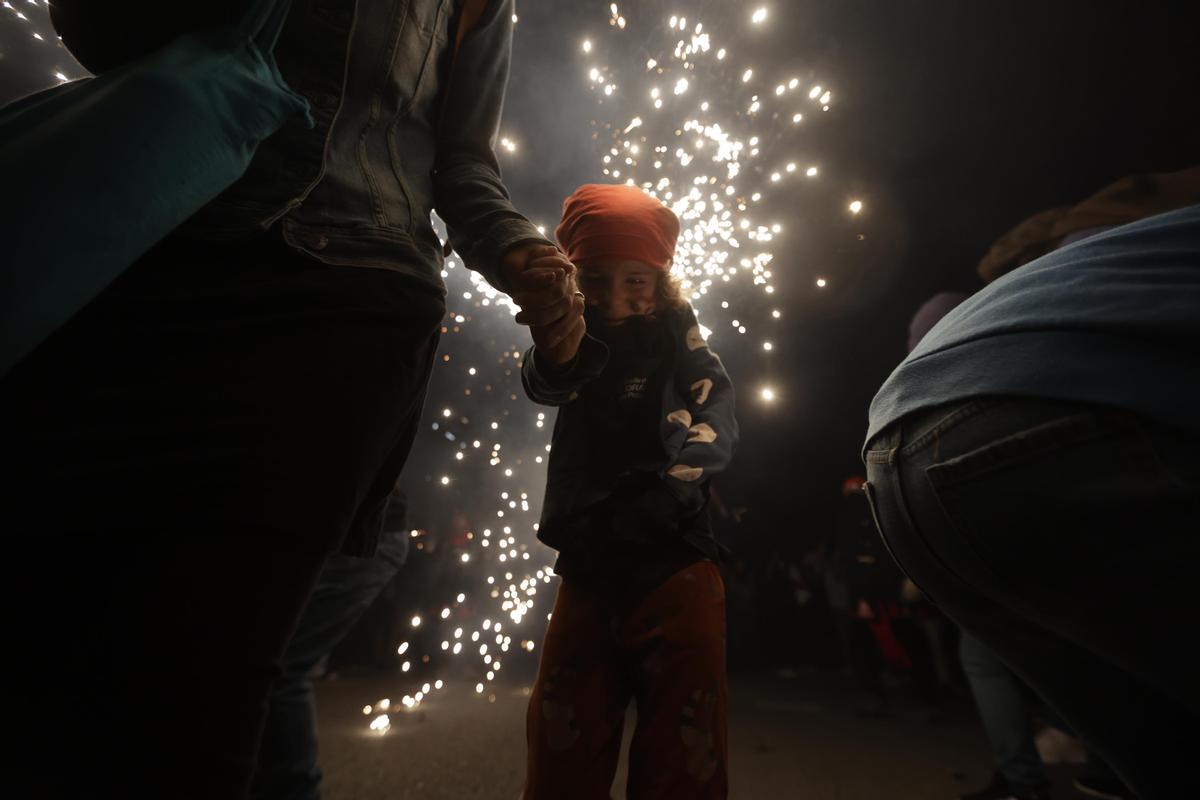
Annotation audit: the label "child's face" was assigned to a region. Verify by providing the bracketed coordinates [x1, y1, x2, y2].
[577, 259, 659, 322]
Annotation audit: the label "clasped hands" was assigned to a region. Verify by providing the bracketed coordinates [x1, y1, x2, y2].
[499, 242, 586, 366]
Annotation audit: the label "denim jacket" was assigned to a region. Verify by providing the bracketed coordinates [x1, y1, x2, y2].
[522, 304, 740, 560]
[52, 0, 550, 294]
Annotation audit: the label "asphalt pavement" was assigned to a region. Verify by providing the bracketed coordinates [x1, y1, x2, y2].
[311, 668, 1076, 799]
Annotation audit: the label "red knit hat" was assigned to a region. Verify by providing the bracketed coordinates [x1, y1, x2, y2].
[555, 183, 680, 272]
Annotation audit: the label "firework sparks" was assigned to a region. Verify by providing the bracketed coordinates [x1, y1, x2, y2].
[347, 1, 865, 732]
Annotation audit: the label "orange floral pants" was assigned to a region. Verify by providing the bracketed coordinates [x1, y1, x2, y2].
[524, 560, 728, 800]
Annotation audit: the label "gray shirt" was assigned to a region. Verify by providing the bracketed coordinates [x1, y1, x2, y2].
[866, 204, 1200, 446]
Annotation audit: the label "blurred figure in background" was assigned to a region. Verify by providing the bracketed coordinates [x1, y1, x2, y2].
[830, 475, 935, 714]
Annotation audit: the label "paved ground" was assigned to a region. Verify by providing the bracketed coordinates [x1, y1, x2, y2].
[312, 668, 1097, 799]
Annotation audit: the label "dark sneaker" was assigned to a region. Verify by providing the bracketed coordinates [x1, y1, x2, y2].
[960, 773, 1053, 800]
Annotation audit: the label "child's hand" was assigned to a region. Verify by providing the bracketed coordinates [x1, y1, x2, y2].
[533, 292, 586, 367]
[500, 243, 579, 329]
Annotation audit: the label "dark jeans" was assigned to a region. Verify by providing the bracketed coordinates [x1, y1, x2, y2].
[959, 630, 1048, 789]
[251, 532, 407, 800]
[1, 230, 443, 799]
[865, 398, 1200, 799]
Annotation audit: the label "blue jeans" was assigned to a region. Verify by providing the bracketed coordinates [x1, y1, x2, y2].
[250, 531, 407, 800]
[959, 630, 1047, 789]
[865, 397, 1200, 799]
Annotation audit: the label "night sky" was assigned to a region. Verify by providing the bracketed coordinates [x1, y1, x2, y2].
[3, 0, 1198, 557]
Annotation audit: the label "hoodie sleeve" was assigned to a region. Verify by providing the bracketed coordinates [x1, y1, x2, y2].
[659, 305, 739, 514]
[520, 335, 609, 407]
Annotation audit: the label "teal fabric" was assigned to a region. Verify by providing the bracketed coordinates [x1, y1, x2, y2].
[0, 0, 312, 376]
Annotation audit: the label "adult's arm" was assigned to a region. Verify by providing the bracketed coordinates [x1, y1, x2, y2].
[432, 0, 553, 292]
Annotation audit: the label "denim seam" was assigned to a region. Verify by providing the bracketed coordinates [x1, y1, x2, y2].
[923, 411, 1126, 490]
[865, 448, 894, 465]
[900, 398, 1000, 459]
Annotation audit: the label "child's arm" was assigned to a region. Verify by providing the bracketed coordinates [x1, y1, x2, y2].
[659, 306, 740, 515]
[520, 334, 608, 406]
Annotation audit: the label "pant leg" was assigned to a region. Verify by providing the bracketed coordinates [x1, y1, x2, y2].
[625, 562, 728, 800]
[1, 231, 445, 799]
[866, 398, 1200, 799]
[524, 579, 631, 800]
[958, 630, 1048, 789]
[849, 617, 887, 701]
[8, 531, 327, 800]
[251, 553, 400, 800]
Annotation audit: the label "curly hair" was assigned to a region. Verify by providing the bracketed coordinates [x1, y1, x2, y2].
[655, 270, 689, 313]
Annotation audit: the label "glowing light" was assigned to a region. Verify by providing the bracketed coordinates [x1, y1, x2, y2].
[581, 39, 592, 53]
[761, 387, 776, 402]
[751, 8, 768, 24]
[849, 199, 863, 214]
[816, 277, 828, 288]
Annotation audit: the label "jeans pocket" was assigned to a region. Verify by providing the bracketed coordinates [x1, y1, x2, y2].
[922, 408, 1168, 587]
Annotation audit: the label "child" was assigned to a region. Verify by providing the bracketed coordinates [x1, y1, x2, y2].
[521, 183, 738, 800]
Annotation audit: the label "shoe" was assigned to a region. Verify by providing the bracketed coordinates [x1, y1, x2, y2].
[1034, 725, 1087, 765]
[960, 772, 1052, 800]
[1073, 774, 1130, 800]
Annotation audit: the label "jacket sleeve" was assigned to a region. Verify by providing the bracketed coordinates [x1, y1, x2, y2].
[520, 335, 608, 407]
[660, 305, 739, 515]
[432, 0, 554, 292]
